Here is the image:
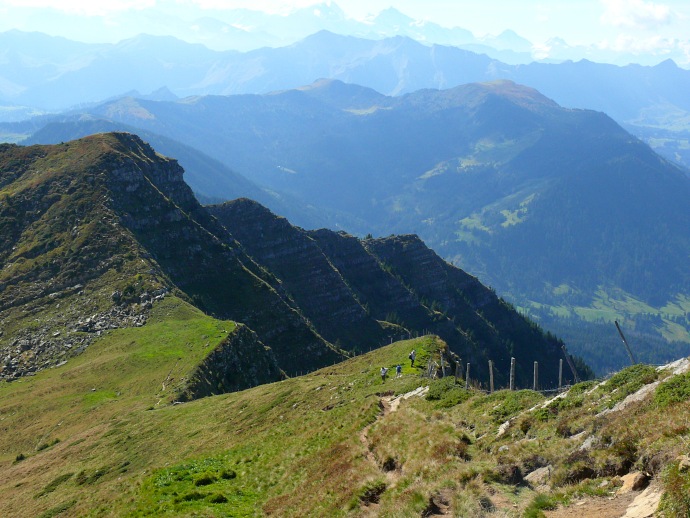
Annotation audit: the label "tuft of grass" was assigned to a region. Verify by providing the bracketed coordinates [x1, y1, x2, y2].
[36, 438, 60, 452]
[34, 473, 73, 499]
[523, 493, 561, 518]
[659, 459, 690, 517]
[193, 473, 216, 487]
[207, 493, 228, 504]
[37, 499, 77, 518]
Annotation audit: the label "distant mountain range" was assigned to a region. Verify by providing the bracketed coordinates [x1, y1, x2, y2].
[5, 2, 684, 67]
[20, 80, 689, 374]
[2, 30, 690, 168]
[0, 132, 573, 386]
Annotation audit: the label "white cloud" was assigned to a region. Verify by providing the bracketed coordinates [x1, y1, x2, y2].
[600, 0, 675, 30]
[0, 0, 156, 16]
[601, 33, 674, 52]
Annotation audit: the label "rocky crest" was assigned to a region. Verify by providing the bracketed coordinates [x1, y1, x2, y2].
[177, 324, 284, 401]
[1, 134, 579, 387]
[211, 198, 572, 387]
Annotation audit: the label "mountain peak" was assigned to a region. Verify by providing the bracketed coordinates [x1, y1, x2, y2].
[295, 78, 388, 109]
[374, 6, 414, 25]
[480, 79, 559, 110]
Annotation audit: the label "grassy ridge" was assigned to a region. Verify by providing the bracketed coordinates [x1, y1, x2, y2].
[1, 307, 689, 516]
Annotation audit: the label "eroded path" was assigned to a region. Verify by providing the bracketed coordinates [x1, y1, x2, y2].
[357, 386, 431, 513]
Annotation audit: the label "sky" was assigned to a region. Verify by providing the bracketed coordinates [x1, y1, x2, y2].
[1, 0, 689, 61]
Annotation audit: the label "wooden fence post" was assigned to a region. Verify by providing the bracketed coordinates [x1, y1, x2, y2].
[465, 363, 470, 390]
[559, 359, 563, 390]
[489, 360, 494, 393]
[509, 357, 516, 391]
[533, 361, 539, 391]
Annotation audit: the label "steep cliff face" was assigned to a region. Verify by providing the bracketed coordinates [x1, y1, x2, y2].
[207, 198, 570, 387]
[177, 324, 284, 401]
[208, 199, 386, 350]
[308, 229, 435, 328]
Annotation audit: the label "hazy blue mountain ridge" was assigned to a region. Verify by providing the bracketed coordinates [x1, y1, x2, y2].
[3, 30, 690, 166]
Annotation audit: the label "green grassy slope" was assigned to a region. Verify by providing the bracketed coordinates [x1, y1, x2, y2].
[2, 308, 689, 516]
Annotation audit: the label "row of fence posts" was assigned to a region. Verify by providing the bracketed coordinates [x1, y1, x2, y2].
[448, 357, 567, 393]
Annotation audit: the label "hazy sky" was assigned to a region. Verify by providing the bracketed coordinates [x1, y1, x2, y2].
[1, 0, 689, 54]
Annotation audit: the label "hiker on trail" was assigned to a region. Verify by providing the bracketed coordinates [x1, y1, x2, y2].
[380, 367, 389, 382]
[396, 364, 402, 377]
[409, 349, 416, 367]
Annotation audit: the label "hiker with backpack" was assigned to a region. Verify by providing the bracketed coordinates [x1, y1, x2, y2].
[380, 366, 389, 382]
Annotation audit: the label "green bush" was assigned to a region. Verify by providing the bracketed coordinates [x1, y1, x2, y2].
[425, 377, 471, 408]
[600, 364, 658, 409]
[654, 373, 690, 408]
[37, 499, 77, 518]
[220, 469, 237, 480]
[532, 407, 551, 422]
[489, 390, 543, 423]
[568, 380, 597, 396]
[605, 364, 657, 392]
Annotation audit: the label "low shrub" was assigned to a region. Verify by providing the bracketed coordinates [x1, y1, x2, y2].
[489, 390, 544, 423]
[193, 473, 216, 487]
[654, 373, 690, 408]
[425, 377, 471, 408]
[220, 469, 237, 480]
[37, 499, 77, 518]
[533, 407, 551, 422]
[35, 473, 73, 498]
[36, 438, 61, 452]
[600, 364, 658, 409]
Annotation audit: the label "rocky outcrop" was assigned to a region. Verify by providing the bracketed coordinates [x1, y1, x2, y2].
[0, 134, 171, 380]
[177, 324, 284, 401]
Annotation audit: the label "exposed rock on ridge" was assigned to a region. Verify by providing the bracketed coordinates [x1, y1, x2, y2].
[177, 324, 284, 401]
